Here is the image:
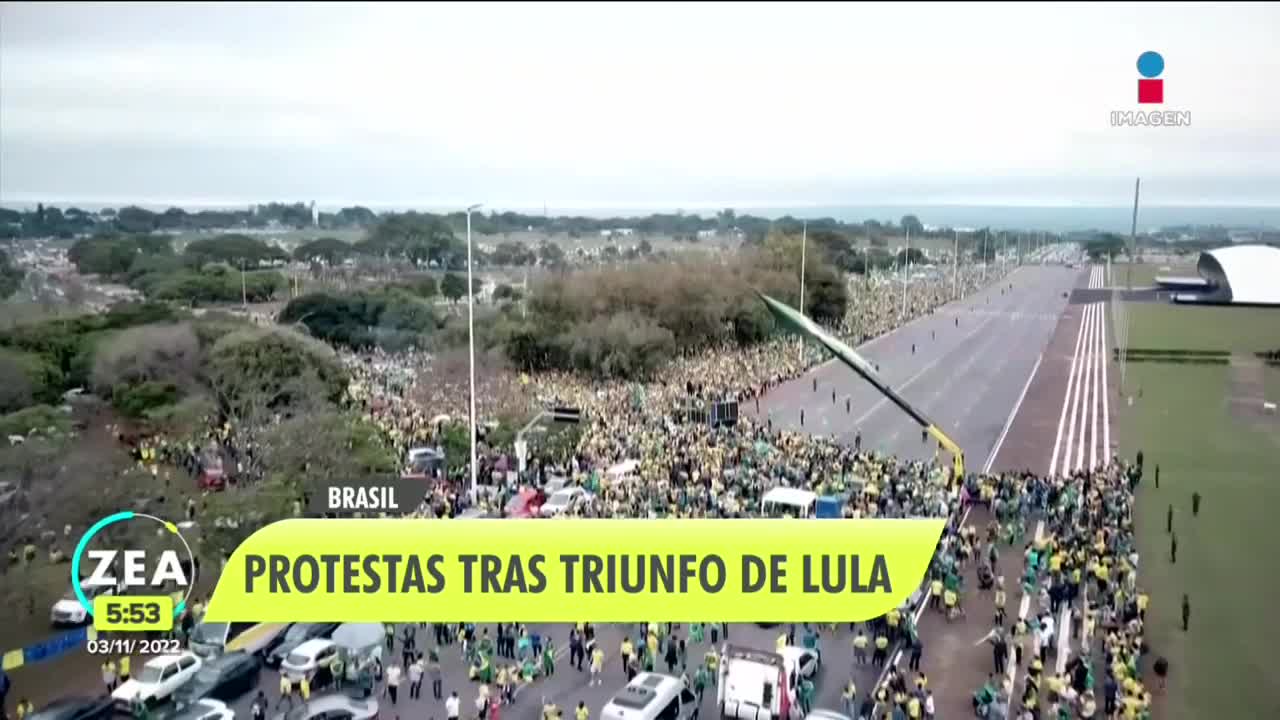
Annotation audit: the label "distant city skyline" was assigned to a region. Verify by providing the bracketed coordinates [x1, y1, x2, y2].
[3, 3, 1279, 207]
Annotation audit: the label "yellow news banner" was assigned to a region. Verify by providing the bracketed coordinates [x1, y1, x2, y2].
[204, 518, 944, 623]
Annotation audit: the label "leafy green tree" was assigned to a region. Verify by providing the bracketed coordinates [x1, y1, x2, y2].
[185, 234, 288, 269]
[441, 273, 467, 303]
[537, 242, 566, 267]
[900, 214, 925, 236]
[293, 237, 354, 265]
[0, 249, 23, 299]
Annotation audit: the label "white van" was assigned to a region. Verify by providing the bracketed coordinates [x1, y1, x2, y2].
[760, 488, 817, 519]
[602, 672, 698, 720]
[188, 620, 288, 659]
[717, 645, 798, 720]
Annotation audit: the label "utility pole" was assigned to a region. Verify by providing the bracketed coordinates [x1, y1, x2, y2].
[982, 229, 988, 282]
[1128, 178, 1140, 293]
[952, 229, 959, 300]
[799, 220, 807, 314]
[901, 226, 910, 319]
[799, 220, 807, 364]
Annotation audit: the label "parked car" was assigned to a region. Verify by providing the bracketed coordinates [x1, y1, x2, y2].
[504, 487, 545, 518]
[50, 581, 121, 627]
[780, 645, 821, 684]
[172, 651, 261, 706]
[539, 487, 589, 517]
[266, 623, 341, 668]
[280, 638, 340, 683]
[111, 652, 202, 711]
[27, 697, 114, 720]
[272, 694, 378, 720]
[163, 699, 234, 720]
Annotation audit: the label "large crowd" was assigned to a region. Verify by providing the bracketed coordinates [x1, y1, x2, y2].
[1, 259, 1165, 720]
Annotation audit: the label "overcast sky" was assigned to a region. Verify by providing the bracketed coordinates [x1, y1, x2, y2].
[2, 2, 1278, 210]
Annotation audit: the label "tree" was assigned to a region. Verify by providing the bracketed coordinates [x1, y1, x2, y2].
[256, 410, 397, 502]
[185, 234, 288, 269]
[493, 284, 521, 302]
[293, 237, 353, 265]
[537, 242, 566, 267]
[441, 273, 467, 303]
[895, 247, 926, 266]
[490, 241, 536, 266]
[0, 249, 24, 299]
[205, 326, 347, 430]
[90, 323, 202, 397]
[637, 238, 653, 255]
[900, 214, 924, 236]
[804, 267, 848, 324]
[357, 213, 461, 267]
[278, 290, 439, 351]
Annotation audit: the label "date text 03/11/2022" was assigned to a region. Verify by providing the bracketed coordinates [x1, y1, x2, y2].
[87, 638, 183, 656]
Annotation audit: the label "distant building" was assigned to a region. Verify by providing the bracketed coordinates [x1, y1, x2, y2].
[697, 229, 717, 239]
[1157, 244, 1280, 305]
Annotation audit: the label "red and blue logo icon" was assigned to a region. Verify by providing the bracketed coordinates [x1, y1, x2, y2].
[1137, 51, 1164, 104]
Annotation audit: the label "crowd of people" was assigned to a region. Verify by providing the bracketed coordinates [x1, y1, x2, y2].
[2, 257, 1174, 720]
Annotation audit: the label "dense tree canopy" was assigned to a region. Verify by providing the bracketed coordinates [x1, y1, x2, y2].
[278, 290, 441, 351]
[0, 249, 24, 299]
[499, 234, 846, 379]
[293, 236, 355, 265]
[184, 234, 288, 269]
[356, 213, 463, 268]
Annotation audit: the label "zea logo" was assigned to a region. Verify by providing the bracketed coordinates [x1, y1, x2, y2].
[1110, 50, 1190, 128]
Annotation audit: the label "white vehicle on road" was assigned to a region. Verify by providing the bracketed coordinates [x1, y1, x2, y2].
[170, 699, 235, 720]
[50, 581, 120, 626]
[717, 645, 800, 720]
[280, 638, 340, 682]
[779, 646, 821, 683]
[539, 487, 589, 517]
[111, 652, 202, 710]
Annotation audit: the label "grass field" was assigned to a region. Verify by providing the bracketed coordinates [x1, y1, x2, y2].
[1126, 303, 1280, 352]
[1109, 262, 1198, 288]
[1115, 301, 1280, 720]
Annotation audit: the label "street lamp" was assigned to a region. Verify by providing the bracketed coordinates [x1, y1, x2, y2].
[465, 203, 483, 504]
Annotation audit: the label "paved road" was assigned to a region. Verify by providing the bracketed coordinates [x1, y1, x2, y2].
[751, 264, 1080, 472]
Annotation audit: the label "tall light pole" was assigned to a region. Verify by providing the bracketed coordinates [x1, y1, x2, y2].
[952, 229, 959, 300]
[901, 226, 910, 319]
[465, 203, 483, 503]
[799, 220, 808, 314]
[982, 229, 988, 282]
[798, 220, 807, 364]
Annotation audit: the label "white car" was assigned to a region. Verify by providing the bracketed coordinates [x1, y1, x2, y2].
[171, 699, 235, 720]
[50, 581, 120, 626]
[780, 645, 821, 683]
[280, 638, 340, 682]
[112, 652, 202, 710]
[539, 487, 589, 517]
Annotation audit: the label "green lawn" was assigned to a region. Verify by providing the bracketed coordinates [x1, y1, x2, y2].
[1126, 303, 1280, 352]
[1110, 262, 1197, 288]
[1116, 303, 1280, 720]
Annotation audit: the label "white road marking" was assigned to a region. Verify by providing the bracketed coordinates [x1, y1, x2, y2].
[1048, 302, 1089, 476]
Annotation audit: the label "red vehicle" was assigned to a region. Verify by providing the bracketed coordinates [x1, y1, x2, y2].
[198, 466, 226, 491]
[504, 487, 546, 518]
[197, 448, 227, 490]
